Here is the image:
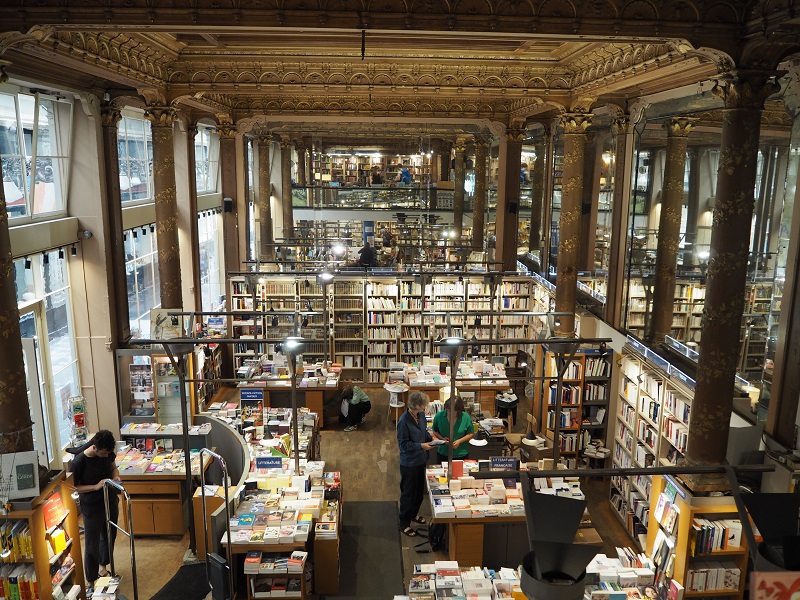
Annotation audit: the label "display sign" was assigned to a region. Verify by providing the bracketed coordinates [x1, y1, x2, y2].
[490, 456, 519, 471]
[240, 388, 265, 401]
[0, 451, 40, 500]
[255, 456, 283, 470]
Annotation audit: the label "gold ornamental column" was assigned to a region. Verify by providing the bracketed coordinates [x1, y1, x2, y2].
[647, 117, 696, 345]
[540, 123, 558, 275]
[529, 140, 545, 253]
[144, 105, 182, 309]
[554, 113, 592, 336]
[280, 135, 294, 239]
[257, 135, 274, 259]
[605, 115, 634, 328]
[0, 153, 35, 456]
[186, 125, 202, 311]
[472, 135, 489, 249]
[100, 104, 130, 342]
[687, 70, 781, 467]
[496, 123, 526, 271]
[452, 137, 467, 243]
[295, 140, 307, 187]
[440, 140, 452, 182]
[218, 123, 240, 276]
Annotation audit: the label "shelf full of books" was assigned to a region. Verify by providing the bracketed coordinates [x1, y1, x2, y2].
[610, 337, 696, 551]
[646, 475, 747, 599]
[540, 346, 613, 469]
[0, 471, 86, 600]
[228, 273, 550, 383]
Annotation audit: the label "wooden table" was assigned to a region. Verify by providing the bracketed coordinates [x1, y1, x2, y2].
[429, 513, 527, 568]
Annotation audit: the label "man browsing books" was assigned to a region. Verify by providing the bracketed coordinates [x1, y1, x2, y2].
[72, 430, 120, 596]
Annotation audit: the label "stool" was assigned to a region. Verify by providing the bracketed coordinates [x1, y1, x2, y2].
[387, 393, 405, 428]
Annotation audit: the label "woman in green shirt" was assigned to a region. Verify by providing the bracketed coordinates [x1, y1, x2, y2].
[431, 396, 474, 459]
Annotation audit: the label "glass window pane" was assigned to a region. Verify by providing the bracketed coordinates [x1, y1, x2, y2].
[3, 156, 27, 218]
[14, 258, 35, 305]
[0, 94, 21, 154]
[42, 250, 68, 294]
[32, 156, 67, 214]
[18, 94, 35, 156]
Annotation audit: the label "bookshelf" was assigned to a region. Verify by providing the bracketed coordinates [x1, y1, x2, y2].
[193, 344, 223, 414]
[333, 279, 365, 381]
[399, 278, 425, 362]
[610, 339, 699, 551]
[646, 475, 747, 599]
[541, 347, 613, 469]
[366, 279, 399, 382]
[0, 471, 86, 600]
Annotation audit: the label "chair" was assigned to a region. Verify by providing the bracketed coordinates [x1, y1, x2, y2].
[504, 413, 536, 457]
[387, 393, 405, 428]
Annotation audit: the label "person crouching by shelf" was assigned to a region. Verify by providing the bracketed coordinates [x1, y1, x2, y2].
[431, 396, 474, 462]
[339, 384, 372, 432]
[397, 391, 434, 537]
[71, 429, 121, 595]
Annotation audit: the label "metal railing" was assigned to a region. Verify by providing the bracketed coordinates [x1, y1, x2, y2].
[103, 479, 138, 600]
[199, 447, 235, 600]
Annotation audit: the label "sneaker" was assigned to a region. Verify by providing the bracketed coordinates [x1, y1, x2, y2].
[344, 424, 358, 432]
[86, 586, 94, 599]
[360, 417, 366, 424]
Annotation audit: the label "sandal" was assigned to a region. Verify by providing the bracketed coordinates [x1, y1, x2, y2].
[412, 515, 427, 525]
[400, 526, 418, 537]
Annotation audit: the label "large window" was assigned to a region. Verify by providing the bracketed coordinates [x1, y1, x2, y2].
[125, 225, 160, 337]
[0, 90, 73, 220]
[14, 250, 81, 460]
[195, 125, 220, 193]
[118, 115, 153, 203]
[198, 210, 225, 312]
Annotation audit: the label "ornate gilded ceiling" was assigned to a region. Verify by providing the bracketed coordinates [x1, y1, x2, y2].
[0, 0, 799, 145]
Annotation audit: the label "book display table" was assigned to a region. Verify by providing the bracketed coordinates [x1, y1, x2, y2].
[405, 377, 510, 416]
[237, 374, 341, 429]
[118, 450, 214, 535]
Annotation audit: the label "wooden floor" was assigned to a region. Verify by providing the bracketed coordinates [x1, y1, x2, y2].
[107, 382, 633, 598]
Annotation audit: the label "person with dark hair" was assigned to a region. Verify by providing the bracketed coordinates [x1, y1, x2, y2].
[72, 429, 120, 595]
[358, 241, 377, 268]
[396, 391, 434, 537]
[431, 396, 474, 461]
[339, 384, 372, 432]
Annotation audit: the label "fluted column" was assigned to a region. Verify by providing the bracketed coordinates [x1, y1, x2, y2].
[496, 123, 526, 271]
[647, 117, 696, 345]
[218, 123, 239, 276]
[554, 113, 592, 336]
[144, 105, 182, 309]
[0, 138, 35, 456]
[472, 135, 489, 249]
[257, 135, 274, 259]
[452, 137, 467, 243]
[687, 70, 781, 467]
[280, 136, 294, 239]
[540, 123, 557, 275]
[100, 104, 130, 342]
[295, 140, 307, 187]
[529, 140, 545, 253]
[440, 141, 452, 182]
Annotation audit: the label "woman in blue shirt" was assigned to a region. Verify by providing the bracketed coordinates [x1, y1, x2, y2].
[396, 391, 433, 536]
[431, 396, 474, 460]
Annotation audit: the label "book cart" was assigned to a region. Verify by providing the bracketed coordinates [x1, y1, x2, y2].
[646, 474, 748, 599]
[0, 470, 86, 600]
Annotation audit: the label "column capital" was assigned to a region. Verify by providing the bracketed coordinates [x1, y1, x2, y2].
[611, 116, 629, 136]
[100, 104, 122, 128]
[712, 69, 783, 110]
[256, 133, 273, 148]
[560, 113, 592, 135]
[0, 59, 10, 84]
[663, 116, 698, 137]
[217, 123, 237, 139]
[279, 135, 293, 149]
[187, 123, 199, 138]
[454, 136, 468, 152]
[144, 105, 178, 128]
[473, 133, 491, 149]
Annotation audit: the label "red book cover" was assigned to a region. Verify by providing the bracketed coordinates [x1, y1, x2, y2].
[751, 571, 800, 599]
[450, 460, 464, 479]
[42, 492, 67, 530]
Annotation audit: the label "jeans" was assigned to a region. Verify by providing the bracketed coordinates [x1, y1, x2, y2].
[398, 463, 426, 529]
[82, 496, 119, 583]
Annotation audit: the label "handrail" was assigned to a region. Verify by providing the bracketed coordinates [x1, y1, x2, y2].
[103, 479, 138, 600]
[198, 447, 235, 600]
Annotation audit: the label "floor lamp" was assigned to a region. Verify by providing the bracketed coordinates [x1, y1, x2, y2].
[316, 270, 334, 367]
[438, 335, 466, 483]
[279, 336, 305, 473]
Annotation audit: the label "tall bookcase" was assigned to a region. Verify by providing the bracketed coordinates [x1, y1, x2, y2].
[646, 475, 747, 599]
[366, 279, 399, 382]
[610, 338, 697, 551]
[332, 279, 365, 381]
[0, 471, 86, 600]
[399, 279, 425, 362]
[541, 347, 613, 469]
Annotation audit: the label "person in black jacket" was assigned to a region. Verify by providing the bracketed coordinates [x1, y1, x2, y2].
[396, 392, 434, 536]
[72, 430, 120, 593]
[358, 241, 377, 268]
